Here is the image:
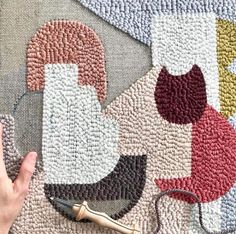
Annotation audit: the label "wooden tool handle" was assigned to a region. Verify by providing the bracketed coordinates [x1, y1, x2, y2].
[73, 201, 140, 234]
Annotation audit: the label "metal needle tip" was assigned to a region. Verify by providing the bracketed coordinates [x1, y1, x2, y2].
[49, 197, 73, 209]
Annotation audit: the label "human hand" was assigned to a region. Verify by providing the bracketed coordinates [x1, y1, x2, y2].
[0, 123, 37, 234]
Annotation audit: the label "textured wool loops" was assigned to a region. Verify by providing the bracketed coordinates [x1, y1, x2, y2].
[154, 189, 236, 234]
[27, 20, 107, 102]
[6, 5, 236, 231]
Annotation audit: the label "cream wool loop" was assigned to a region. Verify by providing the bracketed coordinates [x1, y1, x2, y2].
[78, 0, 236, 45]
[151, 13, 220, 111]
[42, 64, 120, 185]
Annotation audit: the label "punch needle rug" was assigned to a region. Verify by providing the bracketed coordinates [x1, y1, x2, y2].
[1, 0, 236, 233]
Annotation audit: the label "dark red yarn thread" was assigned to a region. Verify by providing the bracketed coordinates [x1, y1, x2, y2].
[155, 65, 207, 124]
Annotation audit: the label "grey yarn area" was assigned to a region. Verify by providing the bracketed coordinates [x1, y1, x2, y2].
[154, 189, 236, 234]
[0, 115, 42, 180]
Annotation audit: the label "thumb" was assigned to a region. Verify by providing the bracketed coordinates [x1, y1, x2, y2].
[14, 152, 37, 195]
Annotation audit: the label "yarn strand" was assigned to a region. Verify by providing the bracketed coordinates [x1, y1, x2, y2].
[154, 189, 236, 234]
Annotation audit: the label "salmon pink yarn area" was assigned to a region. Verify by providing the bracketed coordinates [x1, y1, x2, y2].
[156, 105, 236, 203]
[27, 20, 106, 102]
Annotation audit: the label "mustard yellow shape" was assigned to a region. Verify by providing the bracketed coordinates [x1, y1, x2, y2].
[217, 19, 236, 118]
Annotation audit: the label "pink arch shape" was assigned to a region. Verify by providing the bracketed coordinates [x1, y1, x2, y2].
[27, 20, 106, 102]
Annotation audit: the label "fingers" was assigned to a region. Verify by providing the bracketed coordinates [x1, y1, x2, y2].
[0, 123, 7, 178]
[14, 152, 37, 195]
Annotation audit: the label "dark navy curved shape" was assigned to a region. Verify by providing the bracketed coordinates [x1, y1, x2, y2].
[45, 155, 147, 221]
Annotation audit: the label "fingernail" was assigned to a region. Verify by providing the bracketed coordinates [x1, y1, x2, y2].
[28, 152, 37, 162]
[0, 124, 3, 136]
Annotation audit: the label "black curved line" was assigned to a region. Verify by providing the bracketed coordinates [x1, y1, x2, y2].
[154, 189, 236, 234]
[45, 155, 147, 222]
[12, 91, 43, 116]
